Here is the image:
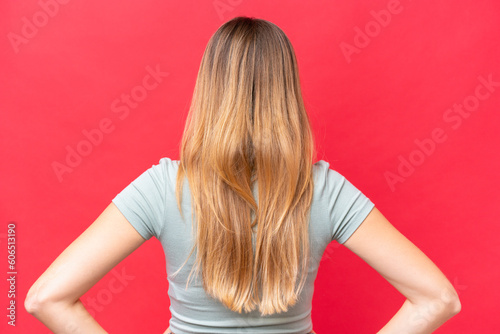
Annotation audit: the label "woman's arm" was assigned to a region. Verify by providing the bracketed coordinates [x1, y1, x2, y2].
[24, 202, 148, 333]
[342, 207, 461, 334]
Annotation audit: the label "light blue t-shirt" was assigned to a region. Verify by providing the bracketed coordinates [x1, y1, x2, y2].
[112, 157, 375, 334]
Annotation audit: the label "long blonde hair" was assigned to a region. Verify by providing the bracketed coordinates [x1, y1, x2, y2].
[172, 16, 317, 316]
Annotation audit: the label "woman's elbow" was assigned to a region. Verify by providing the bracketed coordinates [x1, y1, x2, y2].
[450, 294, 461, 315]
[25, 290, 40, 315]
[24, 284, 53, 315]
[436, 285, 462, 317]
[443, 284, 462, 315]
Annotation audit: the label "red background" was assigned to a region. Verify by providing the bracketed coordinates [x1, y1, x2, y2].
[1, 0, 499, 333]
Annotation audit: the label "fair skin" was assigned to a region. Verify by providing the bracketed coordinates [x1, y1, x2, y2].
[25, 203, 460, 333]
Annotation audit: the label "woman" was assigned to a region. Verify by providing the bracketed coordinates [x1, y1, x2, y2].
[25, 16, 460, 333]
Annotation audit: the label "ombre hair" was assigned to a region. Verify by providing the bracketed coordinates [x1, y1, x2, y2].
[171, 16, 317, 316]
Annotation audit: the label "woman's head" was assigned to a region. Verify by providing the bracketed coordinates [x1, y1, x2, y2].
[174, 16, 316, 316]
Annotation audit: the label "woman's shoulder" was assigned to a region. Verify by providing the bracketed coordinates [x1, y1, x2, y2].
[140, 157, 181, 186]
[313, 159, 344, 181]
[158, 156, 180, 165]
[156, 157, 181, 170]
[312, 159, 361, 199]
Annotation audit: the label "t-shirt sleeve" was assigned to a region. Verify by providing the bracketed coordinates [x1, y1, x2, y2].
[323, 162, 375, 244]
[111, 158, 170, 240]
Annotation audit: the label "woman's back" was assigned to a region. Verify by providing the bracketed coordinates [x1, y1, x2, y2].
[112, 157, 375, 333]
